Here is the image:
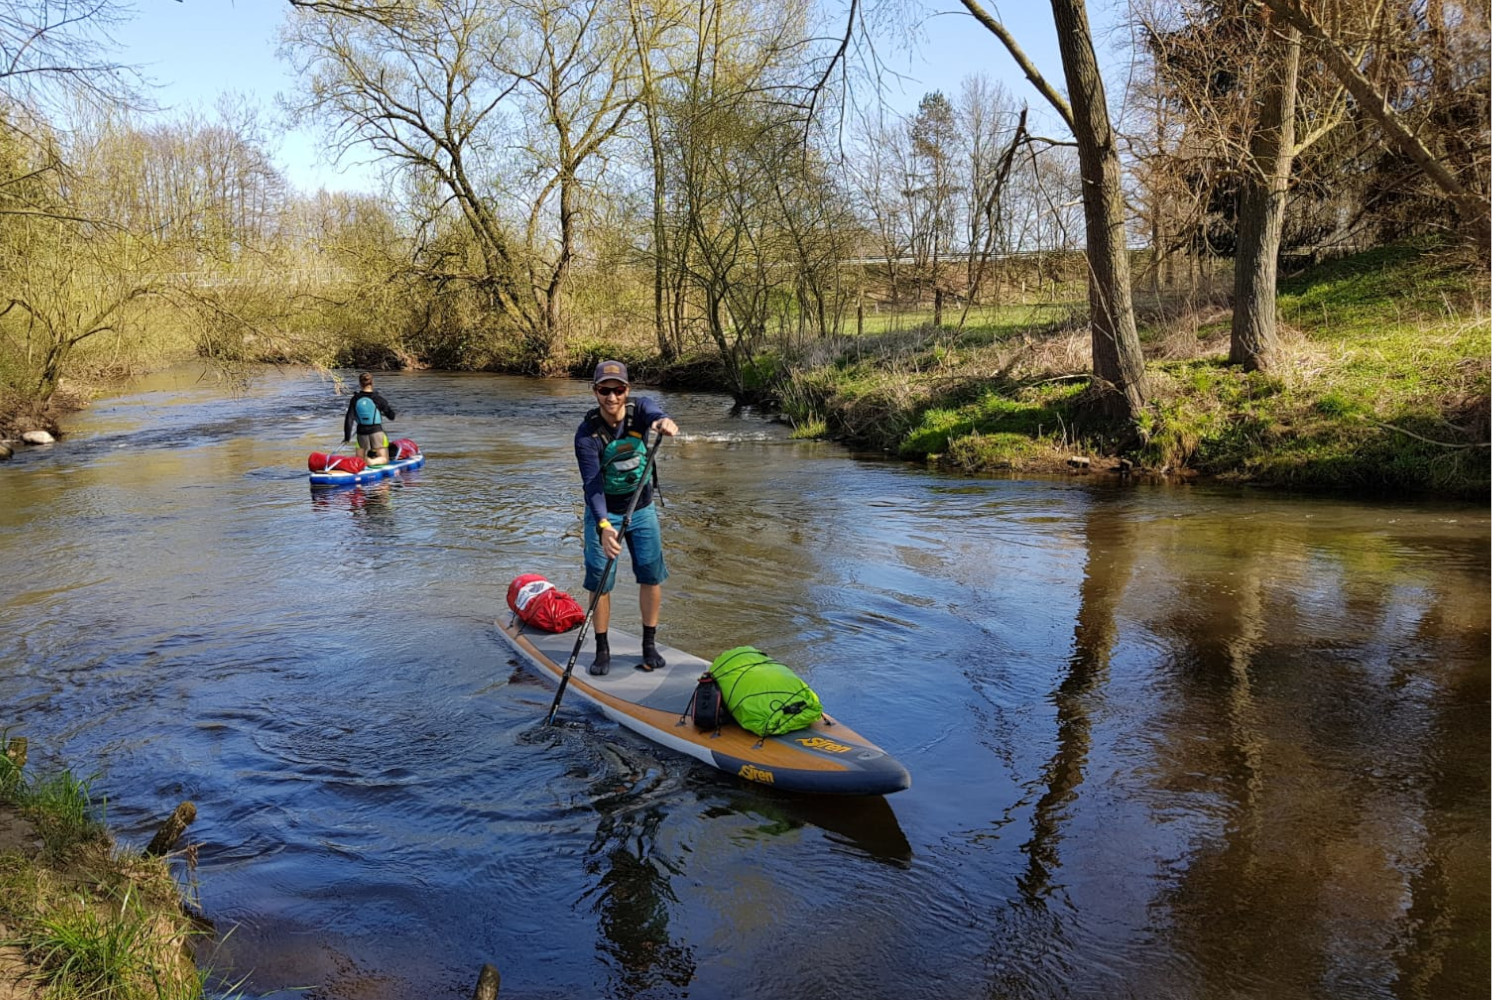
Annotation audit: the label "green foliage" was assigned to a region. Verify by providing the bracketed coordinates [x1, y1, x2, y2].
[1313, 393, 1360, 418]
[0, 744, 20, 801]
[788, 417, 826, 439]
[2, 762, 106, 861]
[739, 353, 782, 394]
[945, 431, 1062, 472]
[30, 886, 156, 997]
[899, 383, 1089, 459]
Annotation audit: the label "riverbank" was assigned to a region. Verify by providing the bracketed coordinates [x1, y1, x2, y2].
[768, 242, 1490, 499]
[3, 243, 1487, 499]
[0, 738, 207, 1000]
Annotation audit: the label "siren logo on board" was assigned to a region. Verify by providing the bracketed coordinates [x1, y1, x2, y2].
[796, 736, 851, 753]
[738, 764, 774, 784]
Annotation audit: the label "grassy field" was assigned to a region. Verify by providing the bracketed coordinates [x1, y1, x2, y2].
[772, 243, 1490, 499]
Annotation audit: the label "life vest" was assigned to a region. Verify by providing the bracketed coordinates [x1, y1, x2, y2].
[354, 394, 380, 428]
[588, 401, 657, 497]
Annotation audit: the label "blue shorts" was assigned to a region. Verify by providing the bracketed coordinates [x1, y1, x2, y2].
[584, 505, 668, 593]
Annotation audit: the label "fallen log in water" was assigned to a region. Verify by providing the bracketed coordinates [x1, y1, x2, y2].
[473, 963, 501, 999]
[145, 800, 197, 855]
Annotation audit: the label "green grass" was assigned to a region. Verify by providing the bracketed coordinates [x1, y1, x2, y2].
[30, 885, 156, 998]
[836, 299, 1080, 338]
[899, 382, 1092, 459]
[1134, 244, 1489, 493]
[1277, 242, 1478, 331]
[20, 769, 106, 860]
[0, 737, 105, 861]
[788, 417, 826, 439]
[0, 739, 225, 1000]
[767, 241, 1490, 497]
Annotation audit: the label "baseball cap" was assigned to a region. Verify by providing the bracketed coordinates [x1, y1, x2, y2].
[592, 360, 630, 385]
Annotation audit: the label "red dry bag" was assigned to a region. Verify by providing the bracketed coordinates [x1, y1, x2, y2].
[391, 438, 420, 460]
[308, 452, 367, 473]
[507, 574, 586, 633]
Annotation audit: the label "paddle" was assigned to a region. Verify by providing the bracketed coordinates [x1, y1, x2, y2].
[544, 428, 666, 727]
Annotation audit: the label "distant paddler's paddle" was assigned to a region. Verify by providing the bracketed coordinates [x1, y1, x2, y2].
[545, 428, 666, 727]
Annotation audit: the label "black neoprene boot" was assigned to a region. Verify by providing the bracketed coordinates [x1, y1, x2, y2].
[640, 625, 667, 671]
[589, 632, 610, 676]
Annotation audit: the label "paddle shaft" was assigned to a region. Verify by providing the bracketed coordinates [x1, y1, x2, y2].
[545, 429, 665, 726]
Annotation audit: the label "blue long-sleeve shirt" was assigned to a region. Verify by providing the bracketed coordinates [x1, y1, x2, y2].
[574, 396, 667, 520]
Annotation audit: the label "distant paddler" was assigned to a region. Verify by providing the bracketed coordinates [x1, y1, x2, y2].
[343, 372, 398, 465]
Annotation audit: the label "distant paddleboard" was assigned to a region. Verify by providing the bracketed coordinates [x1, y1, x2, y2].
[307, 438, 424, 488]
[497, 618, 911, 796]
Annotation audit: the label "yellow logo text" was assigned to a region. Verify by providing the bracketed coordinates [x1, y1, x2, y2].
[738, 764, 775, 784]
[796, 737, 852, 753]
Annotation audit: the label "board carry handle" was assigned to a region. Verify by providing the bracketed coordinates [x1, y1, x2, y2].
[544, 428, 666, 726]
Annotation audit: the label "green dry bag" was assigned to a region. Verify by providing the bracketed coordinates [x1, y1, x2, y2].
[708, 646, 824, 738]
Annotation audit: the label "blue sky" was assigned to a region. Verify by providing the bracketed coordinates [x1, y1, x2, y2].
[107, 1, 1111, 194]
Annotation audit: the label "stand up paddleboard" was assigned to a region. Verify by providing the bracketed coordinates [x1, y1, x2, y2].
[308, 438, 425, 488]
[497, 618, 911, 796]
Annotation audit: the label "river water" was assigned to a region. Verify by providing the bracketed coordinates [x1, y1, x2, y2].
[0, 365, 1488, 1000]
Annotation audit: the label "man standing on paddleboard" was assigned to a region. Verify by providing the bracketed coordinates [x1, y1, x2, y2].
[343, 372, 398, 464]
[574, 360, 679, 676]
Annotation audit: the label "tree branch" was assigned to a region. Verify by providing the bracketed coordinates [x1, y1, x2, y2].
[1255, 0, 1490, 233]
[957, 0, 1074, 133]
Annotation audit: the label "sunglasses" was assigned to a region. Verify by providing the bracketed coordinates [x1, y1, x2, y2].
[595, 385, 628, 397]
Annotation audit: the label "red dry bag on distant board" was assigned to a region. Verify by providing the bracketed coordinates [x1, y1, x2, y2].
[308, 452, 367, 473]
[391, 438, 420, 460]
[507, 574, 587, 633]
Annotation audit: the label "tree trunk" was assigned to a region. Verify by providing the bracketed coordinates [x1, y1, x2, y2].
[1050, 0, 1148, 419]
[539, 170, 573, 368]
[1231, 28, 1301, 371]
[628, 0, 673, 360]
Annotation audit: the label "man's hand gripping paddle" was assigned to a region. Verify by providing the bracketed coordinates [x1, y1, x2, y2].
[544, 429, 665, 727]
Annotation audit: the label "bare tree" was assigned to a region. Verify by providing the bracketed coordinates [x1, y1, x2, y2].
[0, 0, 137, 116]
[502, 0, 644, 366]
[845, 106, 912, 307]
[960, 0, 1149, 419]
[660, 0, 844, 391]
[0, 169, 170, 400]
[907, 91, 959, 326]
[1136, 2, 1344, 370]
[1229, 21, 1301, 369]
[955, 77, 1025, 326]
[282, 0, 538, 352]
